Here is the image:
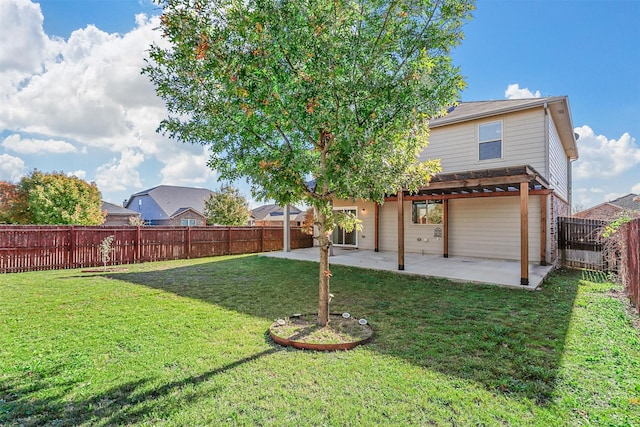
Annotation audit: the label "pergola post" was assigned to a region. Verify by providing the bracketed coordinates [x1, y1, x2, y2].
[520, 182, 529, 286]
[443, 199, 449, 258]
[374, 202, 380, 252]
[283, 204, 291, 252]
[397, 190, 405, 270]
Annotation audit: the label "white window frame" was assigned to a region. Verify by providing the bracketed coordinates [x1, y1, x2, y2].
[181, 219, 196, 226]
[478, 120, 503, 161]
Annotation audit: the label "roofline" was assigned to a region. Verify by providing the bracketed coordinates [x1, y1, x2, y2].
[170, 207, 205, 218]
[429, 96, 566, 127]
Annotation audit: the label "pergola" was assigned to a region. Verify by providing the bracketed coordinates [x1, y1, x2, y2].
[378, 165, 553, 286]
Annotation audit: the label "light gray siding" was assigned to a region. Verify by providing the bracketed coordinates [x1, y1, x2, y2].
[548, 115, 569, 201]
[377, 201, 444, 254]
[377, 201, 396, 252]
[421, 109, 547, 176]
[373, 196, 541, 261]
[448, 196, 541, 262]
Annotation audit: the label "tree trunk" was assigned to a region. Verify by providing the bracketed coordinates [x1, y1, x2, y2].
[317, 210, 330, 326]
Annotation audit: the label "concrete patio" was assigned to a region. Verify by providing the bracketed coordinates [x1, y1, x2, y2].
[262, 247, 556, 290]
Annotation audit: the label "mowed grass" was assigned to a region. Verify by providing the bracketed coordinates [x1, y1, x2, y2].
[1, 254, 639, 426]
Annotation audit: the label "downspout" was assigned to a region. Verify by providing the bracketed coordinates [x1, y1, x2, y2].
[544, 102, 549, 181]
[543, 102, 550, 263]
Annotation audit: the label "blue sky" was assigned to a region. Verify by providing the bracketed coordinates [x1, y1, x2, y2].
[1, 0, 639, 210]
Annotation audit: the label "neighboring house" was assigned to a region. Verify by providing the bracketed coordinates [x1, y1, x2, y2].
[331, 96, 579, 286]
[101, 201, 142, 226]
[124, 185, 214, 226]
[573, 194, 640, 220]
[252, 204, 306, 226]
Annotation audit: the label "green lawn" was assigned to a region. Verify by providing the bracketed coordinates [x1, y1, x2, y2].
[1, 255, 639, 426]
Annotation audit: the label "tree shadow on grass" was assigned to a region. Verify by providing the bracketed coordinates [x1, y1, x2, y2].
[1, 346, 281, 426]
[2, 255, 578, 424]
[102, 255, 579, 405]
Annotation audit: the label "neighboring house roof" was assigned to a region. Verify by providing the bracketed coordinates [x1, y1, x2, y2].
[125, 185, 213, 219]
[101, 201, 140, 217]
[574, 193, 640, 219]
[252, 204, 303, 221]
[430, 97, 578, 160]
[609, 193, 640, 211]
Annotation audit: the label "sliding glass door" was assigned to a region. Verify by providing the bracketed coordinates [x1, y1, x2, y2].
[331, 208, 357, 247]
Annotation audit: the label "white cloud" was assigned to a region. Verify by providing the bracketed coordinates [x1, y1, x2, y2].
[573, 125, 640, 179]
[605, 192, 625, 202]
[0, 1, 217, 202]
[2, 134, 77, 154]
[159, 147, 216, 185]
[0, 154, 26, 182]
[0, 4, 167, 156]
[95, 149, 144, 192]
[0, 0, 49, 74]
[505, 84, 541, 99]
[67, 170, 86, 179]
[589, 187, 604, 193]
[632, 182, 640, 194]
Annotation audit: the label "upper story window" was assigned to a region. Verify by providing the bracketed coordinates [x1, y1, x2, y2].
[411, 200, 443, 225]
[478, 121, 502, 161]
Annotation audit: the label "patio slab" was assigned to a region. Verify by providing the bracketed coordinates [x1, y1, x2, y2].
[262, 247, 555, 290]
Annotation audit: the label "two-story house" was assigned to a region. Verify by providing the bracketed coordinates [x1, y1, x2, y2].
[124, 185, 214, 226]
[331, 97, 579, 286]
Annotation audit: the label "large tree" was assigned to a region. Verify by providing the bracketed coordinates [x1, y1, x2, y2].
[7, 171, 105, 225]
[145, 0, 474, 325]
[204, 184, 251, 225]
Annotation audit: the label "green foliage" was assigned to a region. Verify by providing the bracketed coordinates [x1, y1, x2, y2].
[145, 0, 474, 325]
[8, 171, 105, 225]
[602, 212, 632, 238]
[204, 184, 251, 225]
[145, 0, 473, 212]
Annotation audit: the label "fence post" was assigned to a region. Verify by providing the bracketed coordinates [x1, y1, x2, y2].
[136, 226, 141, 262]
[186, 227, 191, 259]
[261, 226, 264, 252]
[69, 226, 76, 269]
[228, 226, 232, 255]
[558, 217, 566, 267]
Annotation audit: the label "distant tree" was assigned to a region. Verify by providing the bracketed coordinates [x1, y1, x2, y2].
[204, 184, 251, 226]
[0, 181, 26, 224]
[301, 208, 315, 236]
[572, 203, 586, 215]
[128, 215, 146, 226]
[10, 171, 105, 225]
[145, 0, 473, 325]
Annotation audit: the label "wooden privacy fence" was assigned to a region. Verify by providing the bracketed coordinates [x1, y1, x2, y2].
[557, 217, 609, 271]
[622, 218, 640, 313]
[0, 225, 313, 273]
